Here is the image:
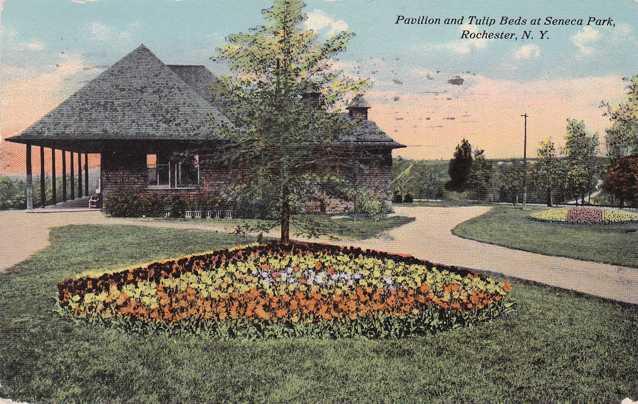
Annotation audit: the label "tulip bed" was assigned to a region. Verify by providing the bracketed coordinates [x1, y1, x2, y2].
[57, 242, 513, 338]
[530, 207, 638, 224]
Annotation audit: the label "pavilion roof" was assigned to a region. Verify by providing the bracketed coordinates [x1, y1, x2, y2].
[7, 44, 403, 150]
[6, 45, 230, 146]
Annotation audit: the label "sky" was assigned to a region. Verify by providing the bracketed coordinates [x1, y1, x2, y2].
[1, 0, 637, 173]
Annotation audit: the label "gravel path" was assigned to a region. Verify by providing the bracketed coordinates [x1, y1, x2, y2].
[341, 206, 638, 305]
[0, 210, 238, 274]
[0, 207, 636, 304]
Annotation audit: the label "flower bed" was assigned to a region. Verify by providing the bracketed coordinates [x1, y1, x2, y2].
[530, 207, 638, 224]
[57, 243, 513, 338]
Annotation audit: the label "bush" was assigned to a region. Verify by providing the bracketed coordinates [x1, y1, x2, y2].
[603, 155, 638, 208]
[351, 188, 386, 219]
[105, 187, 252, 218]
[392, 192, 403, 203]
[403, 193, 414, 203]
[0, 176, 26, 209]
[57, 242, 514, 338]
[104, 191, 143, 217]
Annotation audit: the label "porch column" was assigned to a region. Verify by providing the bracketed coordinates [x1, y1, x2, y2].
[70, 152, 75, 199]
[40, 146, 46, 207]
[62, 151, 67, 202]
[77, 152, 83, 198]
[84, 154, 89, 196]
[51, 148, 57, 204]
[26, 144, 33, 210]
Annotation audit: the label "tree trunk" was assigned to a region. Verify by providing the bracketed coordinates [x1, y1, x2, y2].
[547, 188, 553, 207]
[280, 196, 290, 244]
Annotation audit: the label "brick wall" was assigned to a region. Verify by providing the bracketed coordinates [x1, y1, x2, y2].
[101, 146, 394, 213]
[101, 149, 147, 201]
[352, 149, 393, 201]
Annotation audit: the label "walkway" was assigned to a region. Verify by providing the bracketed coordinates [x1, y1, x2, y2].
[0, 207, 636, 304]
[341, 206, 638, 305]
[0, 210, 237, 274]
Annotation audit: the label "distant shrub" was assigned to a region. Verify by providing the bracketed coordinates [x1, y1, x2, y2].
[0, 176, 26, 209]
[403, 193, 414, 203]
[392, 192, 403, 203]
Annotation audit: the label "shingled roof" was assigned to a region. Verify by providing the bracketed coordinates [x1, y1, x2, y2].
[167, 64, 219, 105]
[337, 113, 404, 147]
[7, 44, 230, 145]
[7, 44, 403, 149]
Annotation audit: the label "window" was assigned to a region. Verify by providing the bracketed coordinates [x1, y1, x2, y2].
[175, 155, 199, 187]
[147, 153, 199, 188]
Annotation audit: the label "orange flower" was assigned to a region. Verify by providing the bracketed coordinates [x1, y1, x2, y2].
[255, 305, 270, 320]
[502, 281, 512, 293]
[116, 292, 129, 306]
[419, 283, 430, 293]
[229, 302, 239, 319]
[245, 302, 256, 318]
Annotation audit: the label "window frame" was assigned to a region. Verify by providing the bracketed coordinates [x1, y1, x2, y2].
[146, 153, 200, 190]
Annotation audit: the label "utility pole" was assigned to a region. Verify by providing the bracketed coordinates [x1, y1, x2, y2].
[521, 113, 528, 210]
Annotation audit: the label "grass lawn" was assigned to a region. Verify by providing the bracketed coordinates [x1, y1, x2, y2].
[1, 224, 637, 402]
[154, 214, 416, 240]
[453, 206, 638, 268]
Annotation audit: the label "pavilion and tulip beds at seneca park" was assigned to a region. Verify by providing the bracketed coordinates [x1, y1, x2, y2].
[3, 1, 638, 400]
[6, 44, 404, 215]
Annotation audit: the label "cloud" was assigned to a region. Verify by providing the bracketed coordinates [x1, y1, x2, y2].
[71, 0, 98, 4]
[89, 21, 114, 41]
[513, 44, 541, 60]
[0, 28, 46, 52]
[571, 26, 601, 55]
[426, 24, 488, 55]
[87, 21, 138, 42]
[304, 9, 349, 35]
[0, 54, 95, 138]
[19, 39, 46, 51]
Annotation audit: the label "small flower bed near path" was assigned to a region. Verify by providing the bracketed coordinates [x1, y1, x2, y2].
[530, 207, 638, 224]
[57, 242, 513, 338]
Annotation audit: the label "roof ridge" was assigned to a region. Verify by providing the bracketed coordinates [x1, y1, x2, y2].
[7, 45, 230, 143]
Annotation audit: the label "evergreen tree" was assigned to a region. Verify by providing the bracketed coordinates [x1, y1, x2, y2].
[446, 138, 473, 192]
[532, 138, 561, 206]
[213, 0, 368, 243]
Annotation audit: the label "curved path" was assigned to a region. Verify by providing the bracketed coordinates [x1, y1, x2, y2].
[0, 207, 636, 304]
[339, 206, 638, 305]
